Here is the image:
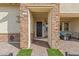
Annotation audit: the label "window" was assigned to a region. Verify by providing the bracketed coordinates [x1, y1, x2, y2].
[60, 22, 69, 31]
[64, 23, 69, 31]
[60, 23, 62, 31]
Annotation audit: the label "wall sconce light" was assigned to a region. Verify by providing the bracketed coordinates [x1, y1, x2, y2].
[22, 12, 28, 15]
[21, 10, 28, 15]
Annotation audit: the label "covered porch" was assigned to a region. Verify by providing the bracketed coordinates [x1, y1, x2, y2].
[20, 3, 60, 49]
[60, 13, 79, 40]
[59, 13, 79, 54]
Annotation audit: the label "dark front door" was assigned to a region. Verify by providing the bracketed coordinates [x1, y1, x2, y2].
[36, 22, 42, 37]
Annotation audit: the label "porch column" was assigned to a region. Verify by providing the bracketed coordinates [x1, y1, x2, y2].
[20, 3, 28, 48]
[51, 4, 60, 48]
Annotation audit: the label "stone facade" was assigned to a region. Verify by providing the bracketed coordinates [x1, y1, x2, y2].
[0, 33, 20, 42]
[19, 3, 60, 49]
[20, 3, 28, 48]
[50, 4, 60, 48]
[0, 3, 60, 49]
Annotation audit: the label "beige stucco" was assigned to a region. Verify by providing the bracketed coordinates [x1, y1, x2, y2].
[61, 17, 79, 32]
[28, 7, 52, 12]
[61, 13, 79, 17]
[60, 3, 79, 13]
[0, 4, 19, 8]
[60, 3, 79, 33]
[70, 18, 79, 32]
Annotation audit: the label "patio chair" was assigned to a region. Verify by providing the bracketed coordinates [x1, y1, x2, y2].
[60, 31, 72, 40]
[71, 32, 79, 40]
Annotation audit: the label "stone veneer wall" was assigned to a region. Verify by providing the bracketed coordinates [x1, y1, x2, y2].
[19, 3, 60, 49]
[20, 3, 28, 48]
[0, 33, 20, 42]
[50, 4, 60, 48]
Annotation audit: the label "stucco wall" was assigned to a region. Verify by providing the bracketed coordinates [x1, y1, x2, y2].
[0, 7, 19, 33]
[60, 3, 79, 13]
[61, 18, 79, 32]
[60, 3, 79, 32]
[70, 19, 79, 32]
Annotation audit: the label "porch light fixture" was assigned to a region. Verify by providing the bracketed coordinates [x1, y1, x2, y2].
[22, 10, 28, 15]
[19, 9, 28, 16]
[22, 12, 28, 15]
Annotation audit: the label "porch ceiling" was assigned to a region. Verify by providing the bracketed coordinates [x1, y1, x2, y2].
[28, 7, 52, 12]
[32, 12, 48, 20]
[0, 3, 19, 7]
[61, 13, 79, 17]
[26, 3, 56, 7]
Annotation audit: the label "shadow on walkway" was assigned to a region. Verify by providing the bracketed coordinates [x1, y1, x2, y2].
[32, 40, 50, 48]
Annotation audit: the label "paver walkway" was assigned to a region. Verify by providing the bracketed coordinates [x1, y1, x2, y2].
[31, 38, 50, 56]
[59, 39, 79, 55]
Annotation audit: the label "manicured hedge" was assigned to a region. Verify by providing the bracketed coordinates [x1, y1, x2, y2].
[17, 49, 32, 56]
[47, 48, 64, 56]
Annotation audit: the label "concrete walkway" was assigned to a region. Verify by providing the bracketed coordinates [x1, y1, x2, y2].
[31, 39, 49, 56]
[0, 42, 19, 56]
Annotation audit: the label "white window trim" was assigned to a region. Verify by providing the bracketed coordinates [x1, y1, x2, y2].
[61, 22, 70, 31]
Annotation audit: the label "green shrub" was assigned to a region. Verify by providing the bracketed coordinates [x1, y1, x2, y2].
[47, 48, 64, 56]
[17, 49, 32, 56]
